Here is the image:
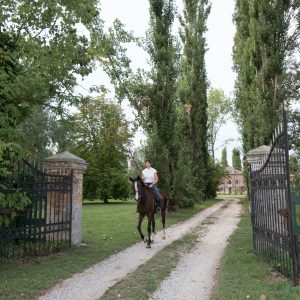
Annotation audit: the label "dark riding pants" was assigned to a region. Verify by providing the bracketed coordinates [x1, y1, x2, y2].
[146, 183, 160, 206]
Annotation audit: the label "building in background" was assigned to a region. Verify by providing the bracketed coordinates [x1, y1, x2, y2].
[219, 166, 245, 194]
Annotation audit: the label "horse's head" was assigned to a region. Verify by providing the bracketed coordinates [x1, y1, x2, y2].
[129, 175, 144, 201]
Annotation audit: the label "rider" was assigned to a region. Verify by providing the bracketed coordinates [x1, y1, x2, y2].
[141, 159, 161, 213]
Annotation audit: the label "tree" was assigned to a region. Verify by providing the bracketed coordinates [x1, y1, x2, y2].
[207, 88, 232, 160]
[232, 148, 242, 171]
[179, 0, 211, 200]
[233, 0, 299, 153]
[17, 106, 57, 161]
[221, 147, 228, 167]
[206, 158, 227, 199]
[172, 108, 197, 207]
[68, 97, 132, 202]
[0, 0, 102, 158]
[290, 154, 300, 194]
[98, 1, 179, 198]
[143, 0, 179, 197]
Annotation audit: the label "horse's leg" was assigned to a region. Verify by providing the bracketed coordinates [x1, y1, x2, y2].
[162, 200, 166, 240]
[151, 214, 155, 243]
[137, 214, 145, 241]
[146, 215, 151, 248]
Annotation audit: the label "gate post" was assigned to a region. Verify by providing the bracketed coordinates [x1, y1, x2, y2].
[44, 152, 87, 246]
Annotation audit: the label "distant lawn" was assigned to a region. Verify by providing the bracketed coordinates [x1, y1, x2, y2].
[0, 198, 220, 300]
[213, 200, 300, 300]
[216, 194, 248, 201]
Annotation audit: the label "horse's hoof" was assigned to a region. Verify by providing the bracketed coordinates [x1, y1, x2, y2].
[146, 244, 151, 248]
[144, 238, 148, 243]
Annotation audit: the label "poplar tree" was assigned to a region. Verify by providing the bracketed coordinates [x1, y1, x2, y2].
[232, 148, 242, 171]
[145, 0, 179, 196]
[221, 147, 228, 167]
[179, 0, 211, 200]
[233, 0, 297, 152]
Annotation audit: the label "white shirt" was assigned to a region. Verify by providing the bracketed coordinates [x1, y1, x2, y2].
[142, 167, 157, 183]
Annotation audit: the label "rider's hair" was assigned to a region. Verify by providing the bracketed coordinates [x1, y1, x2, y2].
[145, 159, 151, 164]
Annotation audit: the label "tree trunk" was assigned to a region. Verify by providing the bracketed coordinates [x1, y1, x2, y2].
[103, 195, 109, 204]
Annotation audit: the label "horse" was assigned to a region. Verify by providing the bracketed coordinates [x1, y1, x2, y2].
[129, 175, 167, 248]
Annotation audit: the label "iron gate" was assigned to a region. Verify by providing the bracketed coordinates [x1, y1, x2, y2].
[0, 159, 73, 259]
[249, 108, 298, 284]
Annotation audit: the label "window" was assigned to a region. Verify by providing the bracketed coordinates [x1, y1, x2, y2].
[227, 180, 231, 184]
[236, 180, 239, 184]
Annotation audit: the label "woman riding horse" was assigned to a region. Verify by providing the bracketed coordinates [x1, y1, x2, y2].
[141, 159, 161, 213]
[130, 160, 167, 248]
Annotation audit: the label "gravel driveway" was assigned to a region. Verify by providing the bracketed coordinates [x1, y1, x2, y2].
[39, 200, 241, 300]
[150, 201, 242, 300]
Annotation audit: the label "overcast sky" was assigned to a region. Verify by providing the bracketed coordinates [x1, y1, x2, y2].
[77, 0, 241, 164]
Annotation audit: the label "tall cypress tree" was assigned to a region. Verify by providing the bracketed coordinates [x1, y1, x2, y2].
[232, 148, 242, 170]
[179, 0, 210, 200]
[146, 0, 178, 196]
[233, 0, 293, 152]
[221, 147, 228, 167]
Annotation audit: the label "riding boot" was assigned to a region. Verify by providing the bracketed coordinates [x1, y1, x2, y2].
[156, 199, 161, 214]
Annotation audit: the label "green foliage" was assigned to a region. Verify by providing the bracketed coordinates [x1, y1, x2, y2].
[233, 1, 299, 152]
[290, 154, 300, 194]
[17, 106, 59, 161]
[98, 1, 179, 198]
[145, 0, 179, 196]
[232, 148, 242, 171]
[206, 158, 227, 199]
[128, 146, 146, 177]
[207, 88, 232, 160]
[172, 109, 197, 207]
[0, 0, 102, 157]
[66, 96, 132, 202]
[0, 191, 31, 227]
[221, 147, 228, 167]
[179, 0, 211, 200]
[109, 169, 131, 200]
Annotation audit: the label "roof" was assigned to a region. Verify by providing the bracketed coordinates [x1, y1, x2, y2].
[226, 166, 243, 175]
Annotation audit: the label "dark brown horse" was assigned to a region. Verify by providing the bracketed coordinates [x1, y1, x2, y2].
[130, 175, 167, 248]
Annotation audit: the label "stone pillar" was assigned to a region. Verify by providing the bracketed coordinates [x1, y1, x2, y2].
[44, 151, 87, 246]
[246, 145, 270, 170]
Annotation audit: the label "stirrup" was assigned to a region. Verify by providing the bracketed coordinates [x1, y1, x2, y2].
[156, 206, 161, 214]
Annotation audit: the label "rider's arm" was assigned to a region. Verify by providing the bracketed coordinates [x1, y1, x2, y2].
[141, 172, 145, 181]
[153, 172, 158, 185]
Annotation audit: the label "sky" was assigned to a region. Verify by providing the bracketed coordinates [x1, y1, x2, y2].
[76, 0, 241, 165]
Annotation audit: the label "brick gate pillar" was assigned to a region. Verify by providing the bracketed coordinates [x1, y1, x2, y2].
[44, 151, 87, 246]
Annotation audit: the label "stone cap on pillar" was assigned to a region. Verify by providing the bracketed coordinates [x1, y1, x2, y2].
[245, 145, 270, 171]
[44, 151, 88, 172]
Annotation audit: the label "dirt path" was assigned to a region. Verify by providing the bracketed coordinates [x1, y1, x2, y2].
[40, 200, 240, 300]
[150, 201, 242, 300]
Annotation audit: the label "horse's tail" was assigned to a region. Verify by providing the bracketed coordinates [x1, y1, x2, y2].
[159, 189, 168, 211]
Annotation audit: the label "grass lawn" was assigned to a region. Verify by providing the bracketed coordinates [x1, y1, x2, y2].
[216, 194, 248, 200]
[0, 198, 220, 300]
[213, 200, 300, 300]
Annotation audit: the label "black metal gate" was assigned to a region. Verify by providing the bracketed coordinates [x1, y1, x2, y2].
[249, 107, 298, 284]
[0, 159, 72, 259]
